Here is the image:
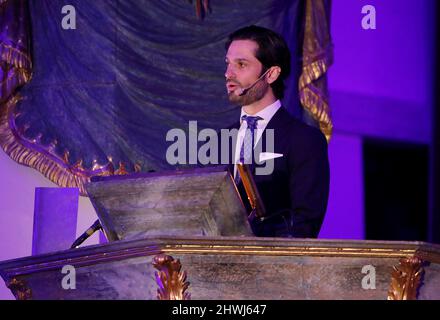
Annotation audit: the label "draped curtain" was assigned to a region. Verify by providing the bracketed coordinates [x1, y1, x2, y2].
[0, 0, 333, 195]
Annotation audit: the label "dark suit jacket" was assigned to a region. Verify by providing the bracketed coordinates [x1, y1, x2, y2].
[226, 106, 330, 238]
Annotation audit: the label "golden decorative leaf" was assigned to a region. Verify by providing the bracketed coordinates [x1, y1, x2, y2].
[152, 254, 191, 300]
[387, 257, 424, 300]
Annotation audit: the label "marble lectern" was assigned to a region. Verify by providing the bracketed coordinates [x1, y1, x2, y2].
[86, 167, 253, 240]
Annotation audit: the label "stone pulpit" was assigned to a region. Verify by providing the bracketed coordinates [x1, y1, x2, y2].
[1, 168, 439, 300]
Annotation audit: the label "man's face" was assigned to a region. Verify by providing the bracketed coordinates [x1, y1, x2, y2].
[225, 40, 269, 106]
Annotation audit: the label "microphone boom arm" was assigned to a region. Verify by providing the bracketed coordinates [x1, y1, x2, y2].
[238, 68, 271, 96]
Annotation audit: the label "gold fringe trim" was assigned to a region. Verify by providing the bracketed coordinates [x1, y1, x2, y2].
[0, 69, 29, 86]
[0, 68, 31, 103]
[191, 0, 210, 20]
[0, 44, 33, 103]
[0, 14, 126, 195]
[299, 83, 333, 140]
[0, 66, 32, 85]
[299, 0, 333, 141]
[0, 44, 33, 72]
[299, 58, 330, 90]
[0, 95, 118, 196]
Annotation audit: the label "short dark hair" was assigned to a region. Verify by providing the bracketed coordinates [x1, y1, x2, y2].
[225, 25, 291, 99]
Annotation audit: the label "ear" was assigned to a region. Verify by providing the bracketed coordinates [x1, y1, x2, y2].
[266, 66, 281, 84]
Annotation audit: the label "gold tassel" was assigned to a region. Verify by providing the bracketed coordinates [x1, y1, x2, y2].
[0, 44, 33, 73]
[299, 0, 334, 141]
[0, 44, 33, 103]
[187, 0, 210, 20]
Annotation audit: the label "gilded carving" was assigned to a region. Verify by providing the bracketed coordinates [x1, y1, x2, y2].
[152, 254, 191, 300]
[388, 257, 424, 300]
[6, 277, 32, 300]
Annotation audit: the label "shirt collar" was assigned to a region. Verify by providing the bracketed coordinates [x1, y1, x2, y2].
[240, 100, 281, 125]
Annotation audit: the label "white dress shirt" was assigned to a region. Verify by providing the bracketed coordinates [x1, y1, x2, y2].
[234, 99, 281, 178]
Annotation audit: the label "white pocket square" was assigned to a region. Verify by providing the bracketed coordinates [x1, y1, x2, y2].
[259, 152, 283, 162]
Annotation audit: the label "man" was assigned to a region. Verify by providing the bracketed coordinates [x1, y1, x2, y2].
[224, 25, 330, 238]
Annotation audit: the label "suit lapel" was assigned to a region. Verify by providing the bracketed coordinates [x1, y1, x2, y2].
[256, 106, 291, 155]
[263, 105, 292, 132]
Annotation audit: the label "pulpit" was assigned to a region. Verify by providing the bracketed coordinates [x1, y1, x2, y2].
[1, 168, 439, 300]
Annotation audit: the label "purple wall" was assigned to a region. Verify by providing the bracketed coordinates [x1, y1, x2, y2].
[0, 152, 100, 300]
[320, 0, 435, 239]
[329, 0, 435, 105]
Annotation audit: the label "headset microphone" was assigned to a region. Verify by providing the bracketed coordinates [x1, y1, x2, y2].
[238, 68, 271, 96]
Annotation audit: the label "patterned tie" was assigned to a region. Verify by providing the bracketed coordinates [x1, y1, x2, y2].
[235, 115, 263, 185]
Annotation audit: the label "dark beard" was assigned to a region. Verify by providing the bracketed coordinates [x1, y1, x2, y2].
[228, 80, 270, 106]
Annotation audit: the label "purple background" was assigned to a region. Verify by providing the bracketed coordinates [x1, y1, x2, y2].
[320, 0, 434, 239]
